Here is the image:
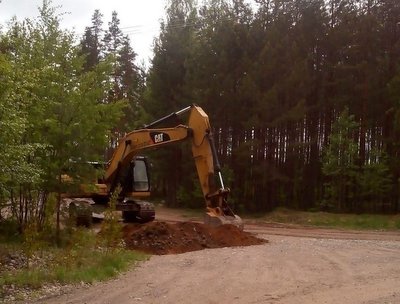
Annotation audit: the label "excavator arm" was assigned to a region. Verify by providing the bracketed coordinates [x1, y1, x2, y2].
[105, 104, 243, 229]
[105, 125, 191, 193]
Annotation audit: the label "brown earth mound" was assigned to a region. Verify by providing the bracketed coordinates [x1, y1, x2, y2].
[122, 221, 267, 255]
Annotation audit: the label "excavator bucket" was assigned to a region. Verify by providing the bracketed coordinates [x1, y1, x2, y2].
[204, 212, 244, 230]
[204, 204, 244, 230]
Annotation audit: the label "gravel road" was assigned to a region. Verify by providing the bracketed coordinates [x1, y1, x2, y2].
[39, 209, 400, 304]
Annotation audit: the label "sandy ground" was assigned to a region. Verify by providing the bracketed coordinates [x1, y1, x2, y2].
[39, 208, 400, 304]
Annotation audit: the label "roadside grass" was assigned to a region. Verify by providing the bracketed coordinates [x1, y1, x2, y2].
[0, 249, 146, 289]
[0, 221, 148, 299]
[179, 207, 204, 219]
[256, 208, 400, 230]
[154, 203, 204, 219]
[155, 204, 400, 231]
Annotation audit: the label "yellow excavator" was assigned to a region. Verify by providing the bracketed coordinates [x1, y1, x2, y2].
[64, 104, 243, 229]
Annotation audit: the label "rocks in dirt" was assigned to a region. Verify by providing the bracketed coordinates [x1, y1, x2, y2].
[1, 252, 27, 272]
[123, 221, 267, 255]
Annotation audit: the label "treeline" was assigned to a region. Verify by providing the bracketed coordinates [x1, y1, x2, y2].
[1, 0, 399, 234]
[144, 0, 400, 214]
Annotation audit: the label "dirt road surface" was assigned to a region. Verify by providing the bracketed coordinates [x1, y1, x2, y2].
[40, 208, 400, 304]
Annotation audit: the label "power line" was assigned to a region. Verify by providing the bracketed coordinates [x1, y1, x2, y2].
[121, 15, 240, 36]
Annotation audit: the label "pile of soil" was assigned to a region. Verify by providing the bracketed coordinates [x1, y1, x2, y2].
[122, 221, 266, 255]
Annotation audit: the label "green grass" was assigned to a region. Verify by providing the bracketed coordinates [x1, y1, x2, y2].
[0, 224, 148, 299]
[154, 203, 204, 219]
[155, 203, 400, 231]
[54, 250, 147, 283]
[179, 208, 204, 219]
[257, 207, 400, 230]
[0, 249, 146, 289]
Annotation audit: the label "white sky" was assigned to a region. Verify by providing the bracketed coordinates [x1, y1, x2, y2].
[0, 0, 167, 65]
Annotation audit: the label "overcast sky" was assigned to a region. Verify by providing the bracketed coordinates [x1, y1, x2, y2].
[0, 0, 167, 65]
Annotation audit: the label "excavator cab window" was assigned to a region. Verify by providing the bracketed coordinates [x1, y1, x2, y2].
[133, 158, 150, 192]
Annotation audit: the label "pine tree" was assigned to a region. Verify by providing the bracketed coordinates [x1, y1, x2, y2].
[103, 11, 124, 55]
[117, 35, 146, 130]
[102, 11, 144, 135]
[80, 9, 104, 71]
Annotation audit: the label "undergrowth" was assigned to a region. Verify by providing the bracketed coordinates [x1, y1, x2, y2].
[0, 247, 145, 289]
[0, 209, 147, 301]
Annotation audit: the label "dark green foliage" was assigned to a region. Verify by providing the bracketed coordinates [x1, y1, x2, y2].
[144, 0, 400, 214]
[80, 9, 103, 71]
[144, 0, 199, 207]
[357, 151, 393, 212]
[322, 108, 359, 211]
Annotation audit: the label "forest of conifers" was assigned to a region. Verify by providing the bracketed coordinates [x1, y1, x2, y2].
[145, 0, 400, 214]
[1, 0, 400, 228]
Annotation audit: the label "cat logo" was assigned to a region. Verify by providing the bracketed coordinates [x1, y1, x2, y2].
[150, 132, 170, 144]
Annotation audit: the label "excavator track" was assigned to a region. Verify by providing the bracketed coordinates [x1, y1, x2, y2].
[121, 201, 155, 223]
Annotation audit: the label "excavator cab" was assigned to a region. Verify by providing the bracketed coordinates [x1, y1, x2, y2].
[133, 158, 151, 192]
[113, 157, 155, 223]
[119, 157, 151, 194]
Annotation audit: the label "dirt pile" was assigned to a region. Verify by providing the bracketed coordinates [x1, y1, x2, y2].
[122, 221, 266, 255]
